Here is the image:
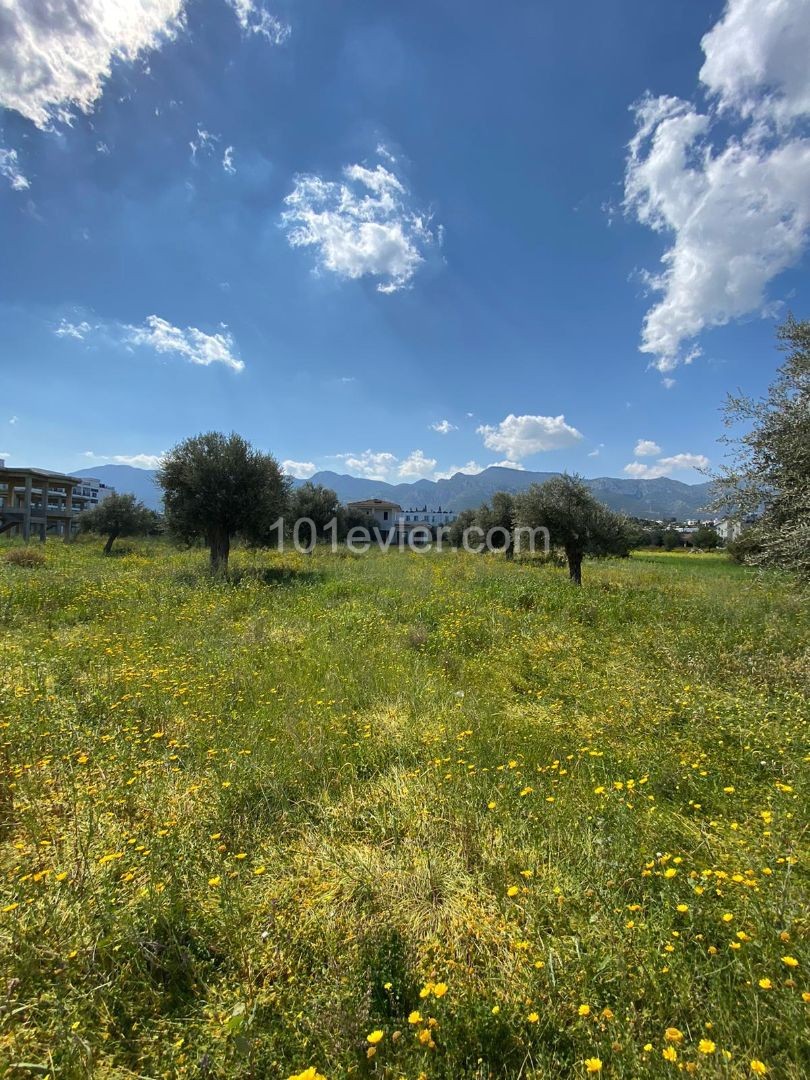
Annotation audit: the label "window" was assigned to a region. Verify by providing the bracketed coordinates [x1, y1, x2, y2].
[383, 511, 388, 520]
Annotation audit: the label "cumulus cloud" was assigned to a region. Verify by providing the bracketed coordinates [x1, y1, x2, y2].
[281, 154, 439, 293]
[476, 413, 583, 460]
[624, 452, 709, 479]
[699, 0, 810, 124]
[433, 460, 484, 480]
[430, 419, 457, 434]
[0, 2, 289, 131]
[126, 315, 244, 371]
[397, 450, 437, 479]
[227, 0, 290, 44]
[83, 450, 163, 469]
[282, 459, 316, 478]
[634, 439, 661, 456]
[336, 450, 399, 482]
[222, 146, 236, 175]
[625, 0, 810, 372]
[0, 145, 29, 190]
[53, 311, 244, 372]
[0, 0, 185, 129]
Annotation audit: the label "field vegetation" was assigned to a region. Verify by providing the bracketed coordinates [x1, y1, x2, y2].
[0, 540, 807, 1078]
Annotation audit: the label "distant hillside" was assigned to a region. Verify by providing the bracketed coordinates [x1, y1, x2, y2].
[79, 463, 715, 520]
[301, 467, 715, 519]
[76, 465, 162, 509]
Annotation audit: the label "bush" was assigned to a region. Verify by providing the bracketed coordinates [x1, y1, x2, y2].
[726, 530, 762, 565]
[3, 547, 46, 569]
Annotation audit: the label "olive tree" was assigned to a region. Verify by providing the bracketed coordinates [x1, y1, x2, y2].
[514, 474, 631, 584]
[713, 315, 810, 579]
[157, 432, 290, 572]
[289, 482, 341, 545]
[80, 492, 159, 555]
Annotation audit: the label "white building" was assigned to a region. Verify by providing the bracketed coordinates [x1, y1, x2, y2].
[73, 477, 115, 510]
[346, 499, 457, 536]
[715, 517, 743, 542]
[346, 499, 403, 532]
[399, 506, 455, 527]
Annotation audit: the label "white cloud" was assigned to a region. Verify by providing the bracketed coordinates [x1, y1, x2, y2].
[397, 450, 437, 479]
[625, 0, 810, 371]
[0, 145, 29, 190]
[126, 315, 244, 371]
[227, 1, 290, 44]
[0, 2, 290, 130]
[433, 461, 484, 480]
[430, 419, 457, 434]
[83, 451, 163, 469]
[660, 452, 710, 471]
[282, 459, 316, 478]
[336, 450, 399, 482]
[489, 460, 525, 470]
[222, 146, 236, 175]
[55, 318, 93, 340]
[0, 451, 11, 459]
[662, 377, 676, 390]
[8, 416, 18, 425]
[699, 0, 810, 125]
[476, 413, 583, 460]
[634, 439, 661, 456]
[281, 153, 439, 293]
[190, 125, 218, 162]
[624, 452, 709, 479]
[587, 443, 605, 458]
[0, 0, 185, 129]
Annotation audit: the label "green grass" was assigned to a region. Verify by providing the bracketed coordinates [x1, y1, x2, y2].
[0, 539, 807, 1079]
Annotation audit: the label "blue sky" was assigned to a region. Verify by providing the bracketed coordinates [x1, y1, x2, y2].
[1, 0, 808, 484]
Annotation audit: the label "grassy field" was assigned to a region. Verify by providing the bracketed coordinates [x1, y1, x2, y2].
[0, 540, 807, 1079]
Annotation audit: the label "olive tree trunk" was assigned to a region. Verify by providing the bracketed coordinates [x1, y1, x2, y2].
[104, 530, 120, 555]
[565, 545, 583, 585]
[209, 532, 231, 573]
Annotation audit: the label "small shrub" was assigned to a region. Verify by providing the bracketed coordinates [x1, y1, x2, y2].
[726, 530, 762, 564]
[3, 547, 46, 569]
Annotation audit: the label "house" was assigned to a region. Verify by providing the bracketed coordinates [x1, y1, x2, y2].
[346, 499, 403, 533]
[345, 499, 457, 537]
[715, 517, 743, 542]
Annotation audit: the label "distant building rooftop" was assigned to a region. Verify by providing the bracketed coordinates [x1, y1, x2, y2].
[346, 498, 403, 511]
[0, 464, 81, 484]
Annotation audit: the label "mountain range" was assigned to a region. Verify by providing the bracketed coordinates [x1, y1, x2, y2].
[76, 464, 716, 521]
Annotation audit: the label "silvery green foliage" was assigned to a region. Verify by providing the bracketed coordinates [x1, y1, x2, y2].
[714, 317, 810, 580]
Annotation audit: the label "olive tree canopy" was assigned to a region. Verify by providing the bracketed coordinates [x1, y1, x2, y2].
[713, 316, 810, 580]
[515, 474, 631, 584]
[157, 432, 290, 572]
[80, 492, 159, 555]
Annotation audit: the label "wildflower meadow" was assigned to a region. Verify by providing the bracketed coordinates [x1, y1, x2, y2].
[0, 540, 807, 1078]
